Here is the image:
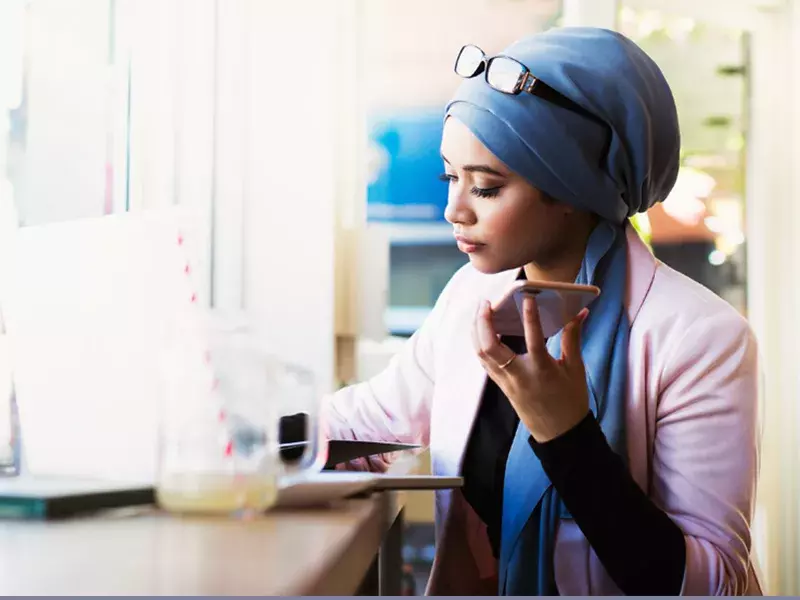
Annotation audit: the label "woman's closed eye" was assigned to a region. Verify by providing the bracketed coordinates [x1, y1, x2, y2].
[438, 173, 503, 198]
[471, 185, 502, 198]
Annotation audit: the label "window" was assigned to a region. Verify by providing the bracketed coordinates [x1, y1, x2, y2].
[1, 0, 131, 227]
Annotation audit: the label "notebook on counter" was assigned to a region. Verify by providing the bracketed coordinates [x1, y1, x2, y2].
[0, 476, 155, 520]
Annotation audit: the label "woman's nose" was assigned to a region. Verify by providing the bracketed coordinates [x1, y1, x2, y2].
[444, 188, 476, 226]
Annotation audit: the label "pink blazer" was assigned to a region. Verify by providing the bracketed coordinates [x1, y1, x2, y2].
[323, 225, 762, 595]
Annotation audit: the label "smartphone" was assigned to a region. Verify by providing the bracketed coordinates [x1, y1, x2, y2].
[490, 280, 600, 339]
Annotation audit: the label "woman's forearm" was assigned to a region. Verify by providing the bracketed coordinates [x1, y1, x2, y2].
[529, 412, 686, 595]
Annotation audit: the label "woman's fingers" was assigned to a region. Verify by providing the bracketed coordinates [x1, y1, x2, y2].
[561, 308, 589, 370]
[473, 300, 516, 372]
[521, 295, 548, 364]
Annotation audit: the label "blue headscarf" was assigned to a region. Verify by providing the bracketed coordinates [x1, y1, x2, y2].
[444, 27, 680, 595]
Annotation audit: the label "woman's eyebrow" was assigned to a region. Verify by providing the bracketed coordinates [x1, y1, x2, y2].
[440, 153, 507, 177]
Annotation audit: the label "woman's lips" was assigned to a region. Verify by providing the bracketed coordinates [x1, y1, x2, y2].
[454, 234, 485, 253]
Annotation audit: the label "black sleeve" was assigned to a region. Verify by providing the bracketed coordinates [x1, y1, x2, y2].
[528, 412, 686, 596]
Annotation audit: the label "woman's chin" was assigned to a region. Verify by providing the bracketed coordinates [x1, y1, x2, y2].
[466, 254, 509, 275]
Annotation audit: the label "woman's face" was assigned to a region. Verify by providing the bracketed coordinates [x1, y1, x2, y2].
[440, 117, 587, 276]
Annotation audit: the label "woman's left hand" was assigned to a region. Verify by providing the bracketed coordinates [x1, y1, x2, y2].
[472, 295, 591, 443]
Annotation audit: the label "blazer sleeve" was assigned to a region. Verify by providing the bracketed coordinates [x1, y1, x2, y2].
[321, 264, 469, 470]
[652, 310, 760, 595]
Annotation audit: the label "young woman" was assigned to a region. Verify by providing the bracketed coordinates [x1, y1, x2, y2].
[323, 27, 761, 596]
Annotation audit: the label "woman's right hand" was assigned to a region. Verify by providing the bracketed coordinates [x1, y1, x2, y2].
[335, 454, 391, 473]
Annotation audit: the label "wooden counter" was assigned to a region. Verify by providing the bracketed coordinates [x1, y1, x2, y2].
[0, 492, 404, 596]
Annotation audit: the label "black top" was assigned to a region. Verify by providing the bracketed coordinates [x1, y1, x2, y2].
[460, 334, 524, 557]
[460, 338, 686, 595]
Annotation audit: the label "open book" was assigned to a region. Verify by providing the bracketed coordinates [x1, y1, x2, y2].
[279, 413, 420, 470]
[280, 439, 420, 471]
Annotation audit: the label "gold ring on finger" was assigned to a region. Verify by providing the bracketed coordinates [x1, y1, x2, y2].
[498, 354, 516, 369]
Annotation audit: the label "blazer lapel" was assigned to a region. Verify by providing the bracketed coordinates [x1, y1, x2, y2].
[442, 349, 489, 472]
[625, 223, 657, 326]
[434, 267, 519, 474]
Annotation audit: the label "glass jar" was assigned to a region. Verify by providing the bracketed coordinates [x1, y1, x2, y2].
[156, 311, 324, 517]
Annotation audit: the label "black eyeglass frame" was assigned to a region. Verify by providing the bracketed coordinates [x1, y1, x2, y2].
[453, 44, 605, 127]
[455, 44, 540, 96]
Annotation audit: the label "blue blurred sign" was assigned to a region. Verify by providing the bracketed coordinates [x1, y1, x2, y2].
[366, 109, 448, 223]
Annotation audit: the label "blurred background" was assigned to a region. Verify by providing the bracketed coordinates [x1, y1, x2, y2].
[0, 0, 798, 594]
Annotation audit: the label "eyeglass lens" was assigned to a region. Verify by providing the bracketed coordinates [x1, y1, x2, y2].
[455, 44, 485, 78]
[486, 56, 526, 93]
